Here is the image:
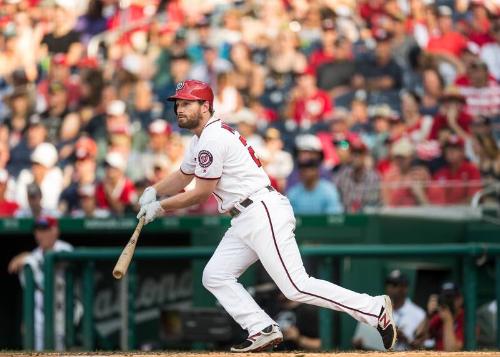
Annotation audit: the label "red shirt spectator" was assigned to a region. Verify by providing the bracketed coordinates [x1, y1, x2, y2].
[454, 61, 500, 118]
[0, 169, 18, 217]
[430, 137, 482, 205]
[95, 153, 137, 214]
[427, 6, 468, 57]
[428, 309, 464, 351]
[427, 32, 468, 57]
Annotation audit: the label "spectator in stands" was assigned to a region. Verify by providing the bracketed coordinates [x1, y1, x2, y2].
[3, 87, 32, 148]
[334, 140, 381, 213]
[316, 36, 356, 99]
[259, 128, 293, 192]
[8, 215, 74, 351]
[190, 45, 232, 88]
[309, 18, 338, 72]
[15, 183, 60, 218]
[0, 169, 18, 216]
[480, 21, 500, 81]
[382, 138, 432, 206]
[287, 157, 343, 214]
[471, 117, 500, 185]
[138, 119, 172, 182]
[352, 31, 403, 91]
[229, 42, 266, 100]
[15, 143, 63, 211]
[287, 134, 330, 190]
[95, 152, 137, 216]
[430, 136, 482, 205]
[420, 67, 445, 117]
[428, 86, 472, 141]
[454, 59, 500, 118]
[213, 72, 243, 121]
[414, 282, 464, 351]
[40, 0, 83, 65]
[353, 270, 425, 351]
[71, 184, 110, 218]
[289, 67, 333, 129]
[59, 136, 98, 214]
[426, 6, 468, 58]
[401, 91, 433, 144]
[8, 114, 47, 177]
[267, 29, 307, 75]
[234, 108, 264, 152]
[40, 81, 72, 144]
[166, 133, 186, 170]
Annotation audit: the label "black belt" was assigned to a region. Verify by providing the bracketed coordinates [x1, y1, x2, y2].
[229, 185, 275, 217]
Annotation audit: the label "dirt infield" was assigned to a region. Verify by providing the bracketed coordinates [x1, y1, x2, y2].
[3, 352, 500, 357]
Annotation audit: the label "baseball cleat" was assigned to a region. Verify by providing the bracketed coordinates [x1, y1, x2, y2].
[230, 324, 283, 352]
[377, 295, 397, 351]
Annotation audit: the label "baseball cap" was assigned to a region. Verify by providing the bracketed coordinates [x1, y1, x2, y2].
[105, 152, 127, 171]
[106, 100, 126, 117]
[75, 137, 97, 160]
[0, 169, 8, 183]
[385, 269, 409, 286]
[234, 108, 257, 126]
[350, 138, 368, 153]
[148, 119, 172, 136]
[440, 281, 461, 296]
[437, 5, 453, 17]
[33, 215, 58, 230]
[444, 135, 465, 149]
[321, 18, 337, 31]
[31, 143, 58, 168]
[295, 134, 322, 152]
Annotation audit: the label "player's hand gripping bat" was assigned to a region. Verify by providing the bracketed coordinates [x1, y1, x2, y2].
[112, 216, 145, 279]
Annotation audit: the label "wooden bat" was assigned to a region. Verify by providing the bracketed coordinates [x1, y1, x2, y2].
[113, 216, 145, 279]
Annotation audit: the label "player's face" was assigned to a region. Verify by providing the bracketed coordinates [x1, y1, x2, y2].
[176, 100, 203, 129]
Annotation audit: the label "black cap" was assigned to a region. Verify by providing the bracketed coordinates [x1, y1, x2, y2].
[385, 269, 409, 286]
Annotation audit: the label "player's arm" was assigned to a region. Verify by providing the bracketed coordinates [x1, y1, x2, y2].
[153, 169, 194, 197]
[159, 177, 217, 211]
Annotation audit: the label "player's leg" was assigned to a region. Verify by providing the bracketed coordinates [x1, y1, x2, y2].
[202, 225, 276, 335]
[242, 193, 396, 349]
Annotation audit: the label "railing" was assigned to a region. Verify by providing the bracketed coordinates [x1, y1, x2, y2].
[22, 243, 500, 351]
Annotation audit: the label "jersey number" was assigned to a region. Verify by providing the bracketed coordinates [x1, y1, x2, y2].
[222, 123, 262, 167]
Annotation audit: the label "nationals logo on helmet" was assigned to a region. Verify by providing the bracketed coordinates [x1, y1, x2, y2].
[198, 150, 213, 168]
[176, 82, 185, 91]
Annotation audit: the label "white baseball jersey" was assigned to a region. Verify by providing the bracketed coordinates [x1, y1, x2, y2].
[180, 116, 270, 213]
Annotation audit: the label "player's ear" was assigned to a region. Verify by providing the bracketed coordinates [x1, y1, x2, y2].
[201, 100, 210, 114]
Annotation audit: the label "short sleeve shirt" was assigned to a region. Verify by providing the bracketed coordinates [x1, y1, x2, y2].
[180, 117, 270, 213]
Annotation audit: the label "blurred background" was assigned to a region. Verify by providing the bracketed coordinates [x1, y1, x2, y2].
[0, 0, 499, 353]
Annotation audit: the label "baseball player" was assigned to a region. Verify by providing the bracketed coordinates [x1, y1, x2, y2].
[137, 80, 397, 352]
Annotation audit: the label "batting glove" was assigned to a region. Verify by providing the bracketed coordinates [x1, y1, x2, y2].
[141, 201, 165, 224]
[139, 186, 157, 206]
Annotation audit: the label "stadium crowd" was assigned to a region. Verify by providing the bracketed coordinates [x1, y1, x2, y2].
[0, 0, 499, 218]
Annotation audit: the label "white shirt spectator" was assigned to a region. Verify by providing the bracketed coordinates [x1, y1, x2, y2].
[15, 168, 64, 211]
[481, 42, 500, 81]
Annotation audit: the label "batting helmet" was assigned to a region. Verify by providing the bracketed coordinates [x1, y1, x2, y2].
[167, 80, 214, 111]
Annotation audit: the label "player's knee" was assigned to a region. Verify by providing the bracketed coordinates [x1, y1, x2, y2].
[280, 277, 310, 302]
[202, 263, 227, 290]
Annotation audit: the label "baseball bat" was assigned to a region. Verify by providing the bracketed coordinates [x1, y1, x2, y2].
[113, 216, 145, 279]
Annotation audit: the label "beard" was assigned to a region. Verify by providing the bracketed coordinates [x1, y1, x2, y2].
[177, 109, 202, 129]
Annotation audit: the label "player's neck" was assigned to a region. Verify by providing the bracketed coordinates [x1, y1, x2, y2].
[192, 114, 214, 137]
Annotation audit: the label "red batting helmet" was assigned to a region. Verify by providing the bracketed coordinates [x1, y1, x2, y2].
[167, 80, 214, 111]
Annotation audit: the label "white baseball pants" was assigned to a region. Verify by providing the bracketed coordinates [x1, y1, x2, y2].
[202, 190, 384, 335]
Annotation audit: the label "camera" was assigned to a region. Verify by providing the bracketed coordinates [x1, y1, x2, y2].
[438, 292, 456, 315]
